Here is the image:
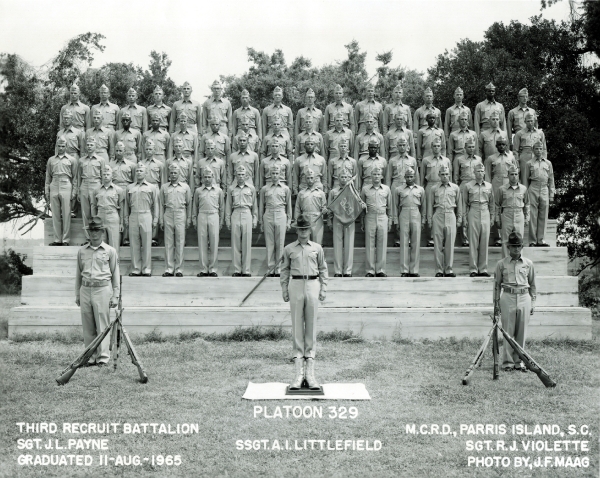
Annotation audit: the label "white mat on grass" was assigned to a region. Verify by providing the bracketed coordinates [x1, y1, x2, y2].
[242, 382, 371, 400]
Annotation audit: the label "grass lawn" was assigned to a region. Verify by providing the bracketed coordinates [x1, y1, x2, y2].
[0, 322, 598, 477]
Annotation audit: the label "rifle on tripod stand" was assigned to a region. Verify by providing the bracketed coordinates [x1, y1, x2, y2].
[56, 277, 148, 385]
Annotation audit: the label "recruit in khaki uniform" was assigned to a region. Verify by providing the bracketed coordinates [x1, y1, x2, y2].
[226, 166, 258, 277]
[57, 110, 85, 161]
[228, 132, 260, 189]
[202, 80, 232, 136]
[328, 139, 358, 191]
[295, 88, 323, 136]
[462, 163, 494, 277]
[417, 112, 446, 163]
[166, 138, 195, 190]
[91, 84, 120, 131]
[115, 112, 142, 163]
[444, 87, 473, 140]
[493, 231, 536, 371]
[143, 114, 171, 163]
[45, 137, 77, 245]
[355, 84, 383, 135]
[495, 164, 530, 257]
[450, 117, 480, 246]
[169, 114, 199, 163]
[474, 82, 507, 136]
[323, 113, 355, 163]
[354, 114, 384, 160]
[59, 84, 91, 131]
[169, 81, 202, 134]
[259, 164, 292, 276]
[261, 116, 293, 159]
[385, 112, 416, 160]
[512, 112, 548, 185]
[523, 142, 555, 247]
[86, 110, 115, 162]
[146, 86, 172, 133]
[232, 115, 261, 155]
[74, 216, 119, 366]
[196, 140, 227, 193]
[357, 137, 387, 191]
[200, 116, 231, 162]
[420, 140, 452, 247]
[386, 135, 419, 247]
[413, 87, 442, 135]
[259, 140, 292, 190]
[91, 166, 125, 248]
[117, 88, 148, 133]
[485, 137, 518, 246]
[232, 89, 262, 140]
[427, 165, 462, 277]
[395, 167, 426, 277]
[294, 169, 328, 245]
[293, 137, 327, 195]
[110, 142, 136, 245]
[507, 88, 538, 148]
[382, 84, 413, 134]
[281, 214, 328, 390]
[142, 140, 167, 246]
[262, 86, 294, 140]
[159, 164, 192, 277]
[295, 115, 324, 157]
[477, 112, 508, 162]
[323, 84, 356, 134]
[78, 137, 107, 242]
[192, 168, 224, 277]
[125, 163, 159, 276]
[327, 168, 364, 277]
[361, 167, 392, 277]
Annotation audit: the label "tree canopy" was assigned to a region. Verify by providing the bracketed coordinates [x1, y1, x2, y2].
[222, 40, 425, 113]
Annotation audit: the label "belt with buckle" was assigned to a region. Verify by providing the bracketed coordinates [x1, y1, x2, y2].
[82, 279, 110, 288]
[502, 285, 529, 294]
[292, 275, 318, 280]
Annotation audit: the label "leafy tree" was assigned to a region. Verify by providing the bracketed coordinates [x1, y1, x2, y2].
[0, 249, 33, 294]
[427, 16, 600, 269]
[0, 36, 181, 226]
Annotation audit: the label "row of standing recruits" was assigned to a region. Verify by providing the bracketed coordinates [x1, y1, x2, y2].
[57, 82, 543, 161]
[48, 139, 552, 279]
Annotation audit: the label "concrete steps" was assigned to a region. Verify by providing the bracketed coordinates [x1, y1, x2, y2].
[32, 246, 569, 278]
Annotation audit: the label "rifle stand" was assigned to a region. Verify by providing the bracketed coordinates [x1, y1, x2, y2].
[56, 310, 148, 385]
[285, 379, 324, 396]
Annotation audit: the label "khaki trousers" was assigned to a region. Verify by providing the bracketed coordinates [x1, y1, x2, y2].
[500, 291, 531, 368]
[164, 209, 186, 274]
[332, 216, 355, 275]
[80, 284, 112, 364]
[50, 177, 72, 243]
[114, 181, 131, 243]
[491, 176, 509, 241]
[303, 212, 324, 245]
[289, 279, 320, 359]
[518, 148, 534, 185]
[399, 207, 422, 274]
[390, 179, 404, 243]
[500, 209, 524, 257]
[129, 211, 152, 274]
[98, 208, 120, 248]
[425, 182, 440, 241]
[80, 180, 101, 239]
[231, 208, 253, 275]
[528, 182, 549, 244]
[197, 211, 219, 274]
[433, 209, 456, 274]
[264, 208, 287, 274]
[365, 212, 388, 274]
[467, 205, 490, 273]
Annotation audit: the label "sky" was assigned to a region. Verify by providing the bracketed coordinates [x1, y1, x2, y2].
[0, 0, 571, 240]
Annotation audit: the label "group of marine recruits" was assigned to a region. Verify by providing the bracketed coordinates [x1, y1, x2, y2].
[53, 80, 542, 375]
[47, 80, 554, 280]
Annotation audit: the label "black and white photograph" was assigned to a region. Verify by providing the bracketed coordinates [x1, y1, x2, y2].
[0, 0, 598, 476]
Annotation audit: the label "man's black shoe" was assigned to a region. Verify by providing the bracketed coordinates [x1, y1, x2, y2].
[209, 272, 218, 277]
[162, 272, 174, 277]
[343, 274, 352, 277]
[197, 272, 207, 277]
[435, 273, 444, 277]
[175, 272, 183, 277]
[446, 272, 456, 277]
[470, 272, 478, 277]
[401, 273, 408, 277]
[478, 272, 490, 277]
[242, 273, 252, 277]
[128, 272, 141, 277]
[232, 273, 242, 277]
[49, 242, 62, 246]
[334, 274, 342, 277]
[365, 273, 375, 277]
